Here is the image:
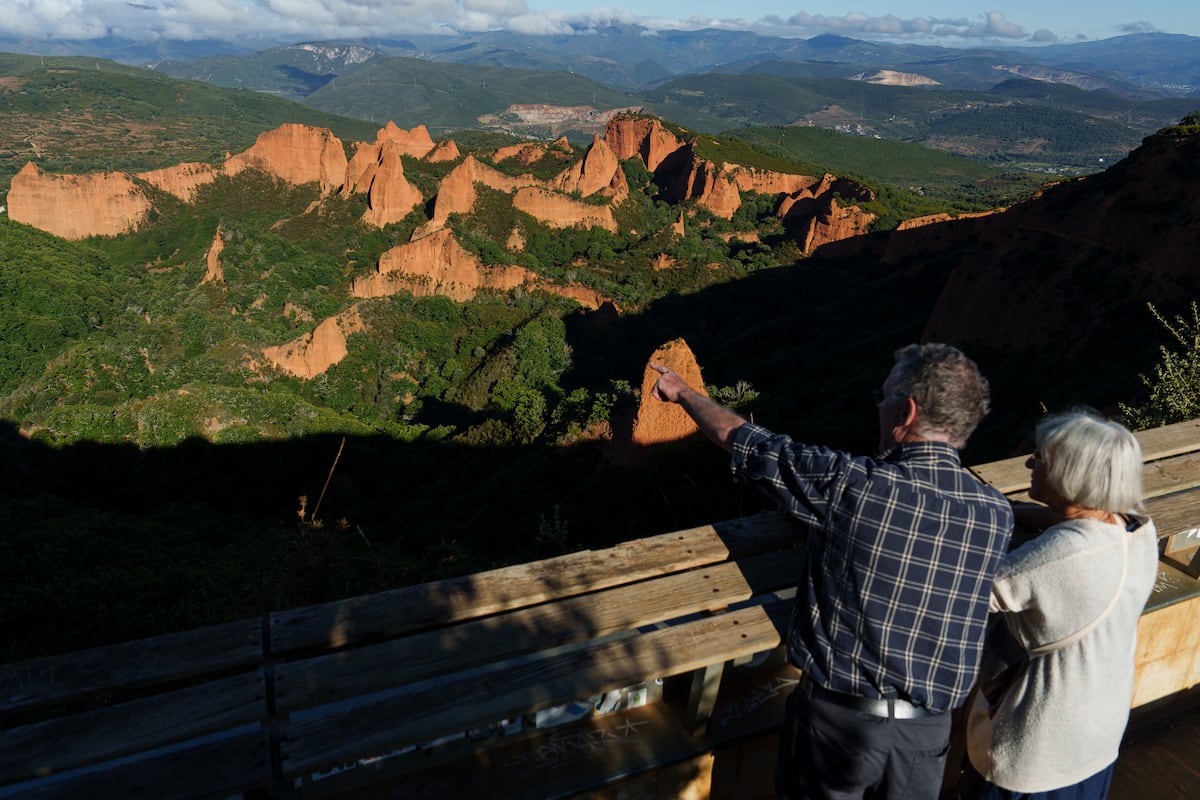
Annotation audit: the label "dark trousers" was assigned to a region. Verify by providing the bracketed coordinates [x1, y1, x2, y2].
[775, 685, 952, 800]
[957, 759, 1115, 800]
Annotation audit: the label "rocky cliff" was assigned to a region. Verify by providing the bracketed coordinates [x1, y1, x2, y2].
[822, 127, 1200, 354]
[8, 163, 153, 239]
[262, 305, 366, 379]
[224, 123, 348, 195]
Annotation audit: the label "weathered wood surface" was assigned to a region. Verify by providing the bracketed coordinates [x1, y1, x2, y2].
[969, 419, 1200, 496]
[1, 729, 270, 800]
[278, 601, 789, 778]
[0, 618, 261, 715]
[274, 549, 804, 713]
[0, 671, 265, 785]
[268, 513, 801, 658]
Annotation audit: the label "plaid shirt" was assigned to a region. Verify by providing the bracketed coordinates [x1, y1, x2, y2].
[732, 423, 1013, 713]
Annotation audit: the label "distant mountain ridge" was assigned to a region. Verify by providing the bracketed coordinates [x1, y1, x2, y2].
[122, 31, 1200, 173]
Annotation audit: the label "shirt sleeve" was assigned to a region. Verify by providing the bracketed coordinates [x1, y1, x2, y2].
[730, 422, 847, 528]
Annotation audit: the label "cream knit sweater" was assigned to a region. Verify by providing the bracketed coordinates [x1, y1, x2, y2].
[965, 515, 1158, 793]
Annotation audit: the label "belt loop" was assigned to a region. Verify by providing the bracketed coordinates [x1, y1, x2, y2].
[887, 697, 895, 720]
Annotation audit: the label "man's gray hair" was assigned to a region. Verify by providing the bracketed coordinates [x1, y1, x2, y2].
[890, 343, 991, 446]
[1036, 410, 1144, 512]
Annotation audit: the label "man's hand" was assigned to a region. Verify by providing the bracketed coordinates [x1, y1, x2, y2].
[650, 362, 691, 403]
[648, 361, 746, 452]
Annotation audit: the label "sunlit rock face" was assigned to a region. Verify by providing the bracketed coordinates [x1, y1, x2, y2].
[8, 162, 153, 239]
[632, 339, 708, 446]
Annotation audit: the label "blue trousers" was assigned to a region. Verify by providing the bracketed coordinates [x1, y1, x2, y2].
[957, 759, 1115, 800]
[775, 686, 952, 800]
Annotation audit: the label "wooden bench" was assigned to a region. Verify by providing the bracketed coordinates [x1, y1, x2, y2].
[0, 512, 808, 799]
[3, 420, 1199, 800]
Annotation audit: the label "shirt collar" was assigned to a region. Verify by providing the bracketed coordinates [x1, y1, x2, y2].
[877, 440, 962, 465]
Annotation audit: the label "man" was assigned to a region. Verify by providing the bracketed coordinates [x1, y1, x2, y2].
[651, 343, 1012, 800]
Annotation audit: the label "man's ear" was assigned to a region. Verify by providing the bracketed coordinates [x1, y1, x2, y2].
[901, 396, 920, 430]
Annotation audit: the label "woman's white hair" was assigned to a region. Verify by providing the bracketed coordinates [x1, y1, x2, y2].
[1036, 409, 1144, 512]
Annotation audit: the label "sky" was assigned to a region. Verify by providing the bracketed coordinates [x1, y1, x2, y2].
[0, 1, 1197, 48]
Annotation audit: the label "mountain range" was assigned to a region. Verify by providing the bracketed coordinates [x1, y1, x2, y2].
[4, 28, 1199, 174]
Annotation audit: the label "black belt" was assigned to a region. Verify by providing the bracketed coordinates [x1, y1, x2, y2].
[798, 674, 939, 719]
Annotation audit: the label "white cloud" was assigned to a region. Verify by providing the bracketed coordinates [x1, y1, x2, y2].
[0, 1, 1056, 44]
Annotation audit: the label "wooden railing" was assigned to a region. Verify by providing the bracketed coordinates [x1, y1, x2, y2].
[3, 420, 1199, 800]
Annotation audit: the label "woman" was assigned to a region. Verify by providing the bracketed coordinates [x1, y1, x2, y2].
[961, 409, 1159, 800]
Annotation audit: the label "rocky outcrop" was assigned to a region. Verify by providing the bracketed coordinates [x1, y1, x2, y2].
[553, 135, 623, 199]
[796, 196, 877, 252]
[494, 140, 570, 165]
[224, 123, 348, 195]
[351, 228, 610, 310]
[203, 227, 225, 284]
[728, 166, 820, 197]
[512, 187, 618, 232]
[360, 139, 424, 228]
[351, 228, 539, 303]
[420, 156, 542, 234]
[138, 162, 221, 202]
[605, 116, 687, 172]
[263, 305, 365, 379]
[632, 339, 707, 445]
[376, 121, 436, 159]
[675, 158, 742, 219]
[7, 163, 152, 239]
[427, 140, 461, 163]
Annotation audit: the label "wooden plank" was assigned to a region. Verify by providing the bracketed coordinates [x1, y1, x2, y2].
[1134, 419, 1200, 462]
[971, 420, 1200, 496]
[0, 729, 270, 800]
[1137, 491, 1200, 546]
[0, 672, 265, 785]
[272, 550, 804, 714]
[1143, 451, 1200, 497]
[278, 602, 787, 778]
[298, 702, 705, 800]
[0, 619, 261, 716]
[983, 453, 1200, 501]
[269, 513, 801, 659]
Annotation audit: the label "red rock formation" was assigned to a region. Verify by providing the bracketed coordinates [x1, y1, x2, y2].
[203, 227, 225, 284]
[553, 135, 622, 199]
[605, 116, 687, 172]
[494, 142, 559, 165]
[350, 228, 611, 310]
[894, 209, 1001, 230]
[376, 122, 435, 159]
[512, 186, 617, 232]
[427, 140, 460, 163]
[728, 166, 819, 196]
[797, 196, 877, 253]
[361, 139, 424, 228]
[420, 156, 542, 233]
[681, 159, 742, 219]
[632, 339, 708, 445]
[7, 163, 152, 239]
[263, 305, 365, 379]
[138, 162, 221, 202]
[351, 228, 539, 302]
[224, 123, 347, 195]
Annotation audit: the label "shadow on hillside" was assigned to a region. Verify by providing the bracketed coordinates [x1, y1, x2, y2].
[1, 228, 1186, 664]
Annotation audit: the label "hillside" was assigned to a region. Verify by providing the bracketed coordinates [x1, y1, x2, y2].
[0, 53, 380, 193]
